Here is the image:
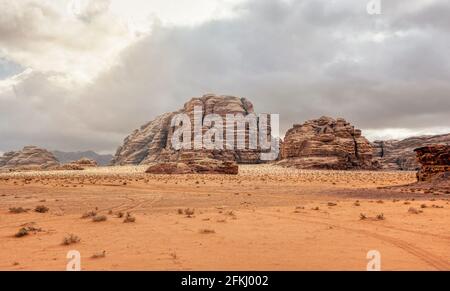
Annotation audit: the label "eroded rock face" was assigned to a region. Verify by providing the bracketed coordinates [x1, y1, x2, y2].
[278, 116, 374, 169]
[372, 134, 450, 170]
[0, 146, 60, 170]
[414, 145, 449, 182]
[112, 94, 271, 166]
[145, 159, 238, 175]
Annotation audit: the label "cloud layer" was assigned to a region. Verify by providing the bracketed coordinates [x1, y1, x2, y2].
[1, 0, 449, 152]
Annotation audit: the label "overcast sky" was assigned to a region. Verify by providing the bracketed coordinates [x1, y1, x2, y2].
[0, 0, 449, 154]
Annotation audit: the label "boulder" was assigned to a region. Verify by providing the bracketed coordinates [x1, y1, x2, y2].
[277, 116, 375, 169]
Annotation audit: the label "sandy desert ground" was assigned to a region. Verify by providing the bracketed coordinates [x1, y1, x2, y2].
[0, 165, 449, 271]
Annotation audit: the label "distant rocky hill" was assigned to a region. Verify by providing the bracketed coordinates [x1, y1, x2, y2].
[277, 116, 375, 170]
[372, 134, 450, 171]
[52, 150, 113, 166]
[0, 146, 59, 170]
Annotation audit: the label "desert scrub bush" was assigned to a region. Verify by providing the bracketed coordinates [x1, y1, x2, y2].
[408, 207, 422, 214]
[9, 207, 28, 214]
[15, 225, 42, 238]
[376, 213, 385, 220]
[81, 210, 97, 219]
[34, 205, 49, 213]
[62, 234, 81, 245]
[92, 215, 107, 222]
[184, 208, 195, 217]
[15, 228, 29, 238]
[91, 251, 106, 259]
[123, 212, 136, 223]
[116, 212, 124, 218]
[199, 229, 215, 234]
[359, 213, 367, 220]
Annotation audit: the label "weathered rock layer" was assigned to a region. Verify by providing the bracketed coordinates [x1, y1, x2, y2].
[278, 116, 374, 170]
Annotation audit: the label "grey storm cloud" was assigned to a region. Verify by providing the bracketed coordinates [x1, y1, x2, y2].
[0, 0, 449, 153]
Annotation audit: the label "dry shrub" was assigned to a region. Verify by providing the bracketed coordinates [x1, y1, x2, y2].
[199, 229, 215, 234]
[62, 234, 81, 245]
[91, 251, 106, 259]
[34, 205, 49, 213]
[15, 228, 29, 238]
[15, 224, 42, 237]
[376, 213, 385, 220]
[9, 207, 28, 214]
[184, 208, 195, 217]
[81, 210, 97, 219]
[123, 212, 136, 223]
[408, 207, 422, 214]
[360, 213, 367, 220]
[92, 215, 107, 222]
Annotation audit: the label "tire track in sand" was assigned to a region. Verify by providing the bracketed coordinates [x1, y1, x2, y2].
[254, 210, 450, 270]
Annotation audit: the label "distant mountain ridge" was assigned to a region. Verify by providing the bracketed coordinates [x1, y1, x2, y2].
[52, 150, 113, 166]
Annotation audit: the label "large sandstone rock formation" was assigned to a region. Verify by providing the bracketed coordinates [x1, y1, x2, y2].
[278, 116, 374, 169]
[414, 145, 449, 182]
[0, 146, 60, 170]
[112, 94, 273, 166]
[372, 134, 450, 170]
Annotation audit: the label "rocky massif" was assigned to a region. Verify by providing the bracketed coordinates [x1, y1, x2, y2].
[414, 145, 449, 182]
[277, 116, 375, 170]
[0, 146, 60, 170]
[112, 94, 272, 170]
[372, 134, 450, 170]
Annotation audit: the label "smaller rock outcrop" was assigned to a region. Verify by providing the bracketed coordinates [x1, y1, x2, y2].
[414, 145, 449, 182]
[56, 158, 98, 171]
[0, 146, 59, 170]
[145, 159, 238, 175]
[278, 116, 375, 169]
